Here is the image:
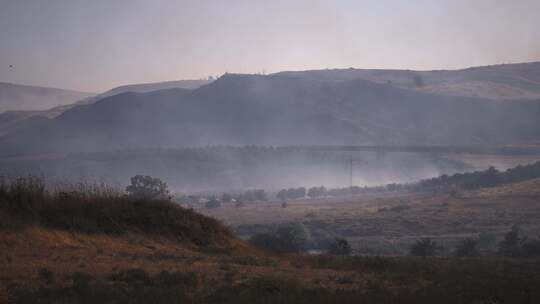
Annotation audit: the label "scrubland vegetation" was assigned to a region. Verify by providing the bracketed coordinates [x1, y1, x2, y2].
[177, 160, 540, 209]
[0, 176, 231, 246]
[193, 162, 540, 257]
[1, 169, 540, 303]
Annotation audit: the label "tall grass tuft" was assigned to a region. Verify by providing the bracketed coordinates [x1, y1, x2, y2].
[0, 176, 232, 246]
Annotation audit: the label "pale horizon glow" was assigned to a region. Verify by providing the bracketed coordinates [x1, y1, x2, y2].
[1, 0, 539, 93]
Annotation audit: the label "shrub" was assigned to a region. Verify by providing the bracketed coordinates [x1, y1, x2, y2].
[228, 255, 273, 267]
[410, 238, 441, 257]
[155, 271, 198, 289]
[275, 224, 308, 252]
[498, 226, 525, 257]
[0, 176, 46, 216]
[38, 267, 55, 285]
[72, 272, 93, 291]
[454, 238, 480, 257]
[245, 275, 301, 297]
[477, 232, 497, 252]
[205, 199, 221, 209]
[521, 239, 540, 257]
[307, 186, 326, 198]
[221, 193, 233, 203]
[109, 268, 150, 284]
[277, 188, 307, 200]
[327, 238, 352, 256]
[126, 175, 170, 200]
[276, 189, 287, 201]
[239, 189, 267, 202]
[249, 223, 308, 253]
[249, 233, 282, 252]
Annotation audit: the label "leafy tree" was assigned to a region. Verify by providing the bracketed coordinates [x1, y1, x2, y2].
[276, 223, 308, 253]
[410, 238, 441, 257]
[240, 189, 267, 202]
[296, 187, 306, 199]
[221, 193, 233, 203]
[285, 188, 306, 200]
[308, 186, 326, 198]
[253, 189, 267, 201]
[455, 238, 480, 257]
[327, 238, 352, 256]
[480, 166, 501, 188]
[276, 189, 287, 201]
[126, 175, 169, 200]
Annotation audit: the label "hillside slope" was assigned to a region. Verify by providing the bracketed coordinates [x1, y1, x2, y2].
[2, 178, 540, 303]
[0, 79, 213, 137]
[275, 61, 540, 100]
[4, 61, 540, 141]
[2, 73, 540, 155]
[0, 82, 93, 112]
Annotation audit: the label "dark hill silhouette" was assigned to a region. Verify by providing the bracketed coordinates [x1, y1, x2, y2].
[2, 72, 540, 155]
[0, 79, 213, 137]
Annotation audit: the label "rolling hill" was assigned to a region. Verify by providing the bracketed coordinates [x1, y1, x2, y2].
[2, 175, 540, 303]
[275, 61, 540, 100]
[0, 82, 93, 113]
[2, 70, 540, 156]
[0, 79, 213, 137]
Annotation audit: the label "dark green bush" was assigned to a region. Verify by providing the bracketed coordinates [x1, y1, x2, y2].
[38, 267, 55, 285]
[498, 226, 525, 257]
[327, 238, 352, 256]
[521, 239, 540, 257]
[249, 223, 308, 253]
[410, 238, 441, 257]
[205, 199, 221, 209]
[455, 238, 480, 257]
[126, 175, 170, 200]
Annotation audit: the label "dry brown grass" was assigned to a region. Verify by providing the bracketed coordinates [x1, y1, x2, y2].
[3, 177, 540, 303]
[202, 180, 540, 256]
[0, 227, 363, 292]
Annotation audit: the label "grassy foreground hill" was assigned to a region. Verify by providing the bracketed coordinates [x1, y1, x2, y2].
[1, 178, 540, 303]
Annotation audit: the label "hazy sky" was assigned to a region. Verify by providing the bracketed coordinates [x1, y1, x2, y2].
[1, 0, 539, 92]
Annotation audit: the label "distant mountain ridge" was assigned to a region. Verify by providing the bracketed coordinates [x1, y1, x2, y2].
[0, 78, 212, 136]
[274, 62, 540, 100]
[0, 82, 93, 112]
[2, 68, 540, 155]
[99, 79, 213, 98]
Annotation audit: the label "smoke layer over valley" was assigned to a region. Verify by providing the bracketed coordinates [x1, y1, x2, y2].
[1, 63, 540, 192]
[2, 64, 540, 155]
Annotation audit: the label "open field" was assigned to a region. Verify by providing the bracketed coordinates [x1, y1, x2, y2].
[1, 177, 540, 303]
[201, 178, 540, 255]
[3, 228, 540, 303]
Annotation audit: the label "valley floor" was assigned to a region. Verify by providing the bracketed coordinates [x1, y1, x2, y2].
[2, 178, 540, 303]
[201, 178, 540, 255]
